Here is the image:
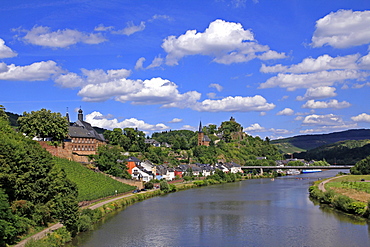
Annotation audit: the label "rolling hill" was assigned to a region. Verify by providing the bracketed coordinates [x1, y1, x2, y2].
[271, 129, 370, 153]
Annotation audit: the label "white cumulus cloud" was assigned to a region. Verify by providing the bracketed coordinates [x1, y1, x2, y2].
[0, 38, 17, 58]
[259, 69, 367, 91]
[302, 99, 351, 109]
[276, 108, 294, 116]
[351, 113, 370, 122]
[296, 86, 337, 101]
[20, 26, 107, 48]
[192, 95, 275, 112]
[261, 54, 359, 74]
[162, 19, 285, 65]
[311, 9, 370, 48]
[85, 111, 169, 131]
[0, 60, 63, 81]
[169, 118, 183, 123]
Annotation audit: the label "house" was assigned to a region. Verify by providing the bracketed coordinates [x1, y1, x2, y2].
[145, 139, 161, 147]
[140, 160, 156, 175]
[131, 165, 154, 182]
[224, 162, 243, 174]
[125, 157, 141, 175]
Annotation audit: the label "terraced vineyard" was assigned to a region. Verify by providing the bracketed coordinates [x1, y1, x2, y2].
[54, 157, 135, 201]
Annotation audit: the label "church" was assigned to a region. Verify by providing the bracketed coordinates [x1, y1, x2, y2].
[197, 121, 211, 146]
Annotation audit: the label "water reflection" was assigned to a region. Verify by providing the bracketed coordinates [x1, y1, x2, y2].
[67, 170, 370, 247]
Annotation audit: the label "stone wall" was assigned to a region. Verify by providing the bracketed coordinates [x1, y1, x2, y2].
[39, 141, 90, 163]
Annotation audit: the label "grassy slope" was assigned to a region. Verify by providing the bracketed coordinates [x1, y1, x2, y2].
[54, 157, 135, 202]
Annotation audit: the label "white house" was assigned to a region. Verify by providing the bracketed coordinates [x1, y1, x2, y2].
[131, 166, 154, 182]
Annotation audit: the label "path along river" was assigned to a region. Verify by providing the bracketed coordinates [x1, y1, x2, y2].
[66, 170, 370, 247]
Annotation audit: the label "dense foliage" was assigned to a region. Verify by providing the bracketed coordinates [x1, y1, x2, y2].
[350, 156, 370, 175]
[104, 128, 147, 152]
[0, 117, 79, 245]
[92, 145, 131, 178]
[296, 140, 370, 165]
[18, 108, 69, 141]
[54, 157, 135, 201]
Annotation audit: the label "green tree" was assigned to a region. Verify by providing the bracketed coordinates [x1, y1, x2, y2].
[18, 108, 68, 141]
[350, 156, 370, 175]
[0, 105, 8, 121]
[93, 145, 130, 178]
[0, 188, 19, 246]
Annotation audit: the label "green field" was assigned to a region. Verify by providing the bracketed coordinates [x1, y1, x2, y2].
[54, 157, 135, 201]
[326, 175, 370, 193]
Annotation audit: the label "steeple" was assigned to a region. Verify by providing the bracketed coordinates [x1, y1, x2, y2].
[199, 121, 203, 133]
[66, 107, 70, 123]
[78, 108, 83, 121]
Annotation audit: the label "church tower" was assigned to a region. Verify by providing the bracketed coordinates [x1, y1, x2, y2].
[198, 121, 204, 146]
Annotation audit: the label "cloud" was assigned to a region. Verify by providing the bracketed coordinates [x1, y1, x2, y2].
[311, 9, 370, 48]
[209, 83, 223, 92]
[135, 56, 163, 70]
[162, 19, 285, 65]
[85, 111, 169, 131]
[276, 108, 294, 116]
[243, 123, 291, 136]
[149, 14, 172, 22]
[113, 21, 146, 36]
[94, 24, 114, 32]
[261, 54, 359, 74]
[135, 57, 146, 70]
[55, 68, 131, 88]
[296, 86, 337, 101]
[169, 118, 183, 123]
[0, 60, 63, 81]
[191, 95, 275, 112]
[259, 69, 367, 91]
[20, 26, 107, 48]
[302, 114, 345, 126]
[0, 38, 17, 58]
[302, 99, 351, 109]
[258, 50, 287, 60]
[351, 113, 370, 122]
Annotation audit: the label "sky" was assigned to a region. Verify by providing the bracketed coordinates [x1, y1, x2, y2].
[1, 0, 370, 139]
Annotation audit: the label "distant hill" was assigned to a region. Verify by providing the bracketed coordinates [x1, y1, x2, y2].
[294, 139, 370, 165]
[271, 129, 370, 153]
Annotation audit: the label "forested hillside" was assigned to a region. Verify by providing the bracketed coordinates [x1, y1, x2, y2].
[294, 139, 370, 165]
[0, 116, 79, 245]
[271, 129, 370, 153]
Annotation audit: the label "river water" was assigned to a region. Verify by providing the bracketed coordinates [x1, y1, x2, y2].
[68, 170, 370, 247]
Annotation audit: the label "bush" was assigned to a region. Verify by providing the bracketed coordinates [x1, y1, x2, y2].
[144, 181, 154, 190]
[159, 180, 169, 192]
[77, 215, 92, 232]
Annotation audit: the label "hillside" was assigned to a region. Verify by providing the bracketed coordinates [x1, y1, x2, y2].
[53, 157, 135, 201]
[294, 139, 370, 165]
[271, 129, 370, 153]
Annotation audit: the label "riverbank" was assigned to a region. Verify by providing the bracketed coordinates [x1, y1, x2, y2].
[309, 174, 370, 218]
[20, 172, 277, 247]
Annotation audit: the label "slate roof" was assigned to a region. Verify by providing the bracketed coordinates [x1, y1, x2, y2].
[68, 120, 105, 142]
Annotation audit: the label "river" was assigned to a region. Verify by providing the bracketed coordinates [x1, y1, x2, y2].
[67, 170, 370, 247]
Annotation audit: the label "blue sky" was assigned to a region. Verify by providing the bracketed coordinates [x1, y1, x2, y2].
[1, 0, 370, 139]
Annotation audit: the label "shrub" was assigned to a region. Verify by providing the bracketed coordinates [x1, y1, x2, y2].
[77, 215, 92, 232]
[159, 180, 169, 192]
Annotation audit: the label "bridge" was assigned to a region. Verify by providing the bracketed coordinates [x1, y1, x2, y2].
[241, 165, 354, 174]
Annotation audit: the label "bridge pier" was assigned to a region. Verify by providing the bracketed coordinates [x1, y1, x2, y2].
[260, 167, 264, 175]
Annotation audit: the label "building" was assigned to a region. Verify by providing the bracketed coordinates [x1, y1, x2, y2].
[68, 108, 106, 157]
[39, 108, 106, 163]
[197, 121, 211, 146]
